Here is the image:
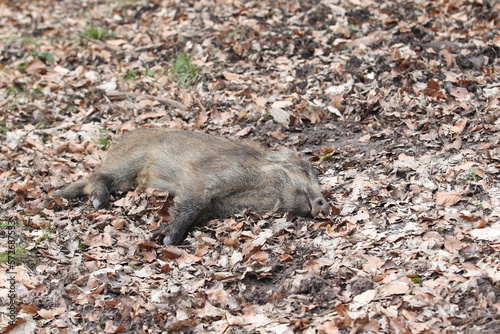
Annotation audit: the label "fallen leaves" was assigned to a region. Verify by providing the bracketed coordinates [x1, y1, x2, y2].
[37, 308, 66, 321]
[469, 223, 500, 242]
[25, 58, 48, 75]
[269, 107, 291, 125]
[435, 191, 464, 206]
[380, 282, 410, 295]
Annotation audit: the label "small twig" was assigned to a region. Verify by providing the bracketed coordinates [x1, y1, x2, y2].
[327, 179, 353, 193]
[134, 43, 164, 52]
[104, 90, 187, 110]
[30, 122, 74, 134]
[79, 34, 120, 53]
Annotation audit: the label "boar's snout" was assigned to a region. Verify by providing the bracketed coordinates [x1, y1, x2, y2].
[291, 187, 330, 218]
[311, 197, 330, 217]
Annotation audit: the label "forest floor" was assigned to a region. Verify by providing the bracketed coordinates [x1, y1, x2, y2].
[1, 0, 499, 333]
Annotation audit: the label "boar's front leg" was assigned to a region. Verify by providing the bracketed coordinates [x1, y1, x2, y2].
[152, 198, 207, 245]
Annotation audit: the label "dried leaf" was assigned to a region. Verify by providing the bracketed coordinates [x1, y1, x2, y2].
[37, 307, 66, 320]
[222, 71, 241, 81]
[25, 58, 47, 74]
[470, 223, 500, 241]
[435, 191, 464, 206]
[269, 108, 290, 125]
[381, 282, 410, 295]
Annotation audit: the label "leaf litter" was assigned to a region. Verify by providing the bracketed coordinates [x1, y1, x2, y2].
[0, 0, 499, 333]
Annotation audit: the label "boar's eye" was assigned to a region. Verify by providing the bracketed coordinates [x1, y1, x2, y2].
[299, 166, 317, 181]
[299, 167, 309, 176]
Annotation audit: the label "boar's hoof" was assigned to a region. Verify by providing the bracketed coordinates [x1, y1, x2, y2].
[90, 187, 110, 210]
[311, 197, 330, 217]
[162, 236, 172, 246]
[91, 198, 103, 210]
[151, 227, 173, 246]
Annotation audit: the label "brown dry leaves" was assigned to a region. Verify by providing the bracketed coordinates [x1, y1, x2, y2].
[435, 191, 464, 206]
[1, 0, 500, 333]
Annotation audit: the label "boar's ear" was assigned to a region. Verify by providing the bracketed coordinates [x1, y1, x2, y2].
[266, 149, 294, 162]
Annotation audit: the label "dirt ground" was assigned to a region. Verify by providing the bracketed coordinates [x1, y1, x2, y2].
[1, 0, 499, 333]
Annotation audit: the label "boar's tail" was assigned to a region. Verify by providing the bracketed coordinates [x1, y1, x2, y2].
[53, 179, 87, 199]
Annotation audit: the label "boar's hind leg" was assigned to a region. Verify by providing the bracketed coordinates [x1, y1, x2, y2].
[86, 157, 145, 210]
[54, 179, 87, 199]
[55, 176, 109, 210]
[152, 199, 207, 245]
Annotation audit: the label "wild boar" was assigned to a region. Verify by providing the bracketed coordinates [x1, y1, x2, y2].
[55, 128, 330, 245]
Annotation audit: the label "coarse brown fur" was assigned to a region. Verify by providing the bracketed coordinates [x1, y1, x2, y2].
[55, 128, 330, 245]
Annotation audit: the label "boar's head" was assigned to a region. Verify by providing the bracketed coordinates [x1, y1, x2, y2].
[266, 150, 330, 218]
